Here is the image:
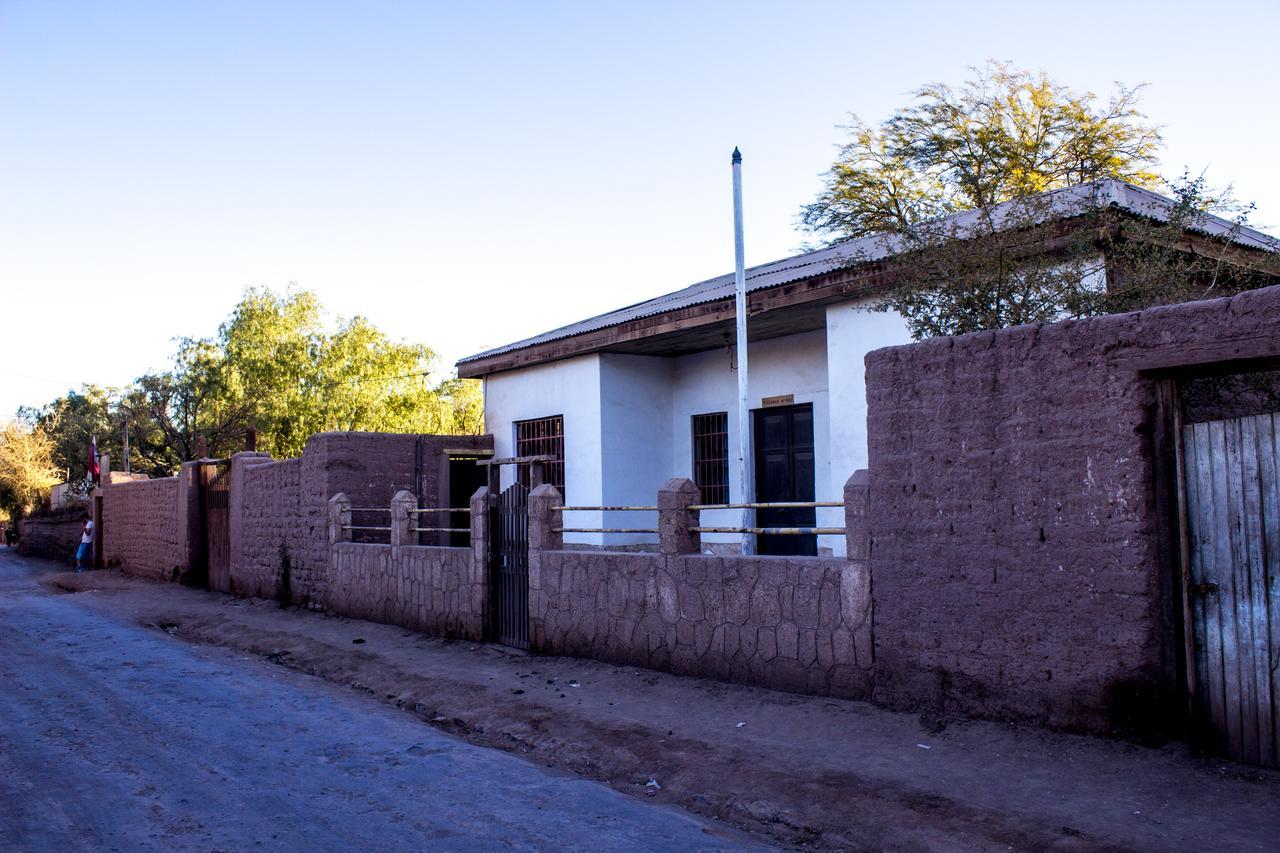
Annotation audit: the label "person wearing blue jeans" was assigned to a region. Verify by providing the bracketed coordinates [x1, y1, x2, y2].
[75, 519, 94, 573]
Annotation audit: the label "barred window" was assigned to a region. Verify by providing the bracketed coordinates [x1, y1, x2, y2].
[514, 415, 565, 495]
[691, 412, 729, 504]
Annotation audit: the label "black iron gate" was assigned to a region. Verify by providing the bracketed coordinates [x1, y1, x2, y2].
[491, 482, 530, 649]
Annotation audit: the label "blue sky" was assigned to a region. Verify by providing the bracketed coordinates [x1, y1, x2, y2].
[2, 0, 1278, 417]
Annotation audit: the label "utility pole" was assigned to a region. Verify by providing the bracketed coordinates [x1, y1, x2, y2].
[731, 147, 753, 555]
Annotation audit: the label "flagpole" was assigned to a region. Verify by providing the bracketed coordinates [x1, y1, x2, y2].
[731, 147, 753, 556]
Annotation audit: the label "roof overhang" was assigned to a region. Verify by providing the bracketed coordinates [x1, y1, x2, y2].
[457, 181, 1280, 379]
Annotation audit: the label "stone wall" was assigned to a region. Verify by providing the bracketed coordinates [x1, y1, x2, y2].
[18, 508, 89, 562]
[329, 544, 482, 639]
[864, 284, 1280, 735]
[532, 550, 873, 698]
[522, 478, 874, 699]
[102, 477, 184, 580]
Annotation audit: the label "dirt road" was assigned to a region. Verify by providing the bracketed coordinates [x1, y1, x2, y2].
[8, 547, 1280, 850]
[0, 548, 751, 851]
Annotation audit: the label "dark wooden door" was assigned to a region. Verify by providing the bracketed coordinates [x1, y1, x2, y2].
[753, 403, 817, 556]
[490, 482, 529, 649]
[201, 461, 232, 593]
[1181, 412, 1280, 767]
[448, 458, 488, 548]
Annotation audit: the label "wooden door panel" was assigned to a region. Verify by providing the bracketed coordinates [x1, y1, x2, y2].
[1182, 412, 1280, 766]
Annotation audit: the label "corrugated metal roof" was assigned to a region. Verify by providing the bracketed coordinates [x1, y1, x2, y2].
[458, 179, 1279, 367]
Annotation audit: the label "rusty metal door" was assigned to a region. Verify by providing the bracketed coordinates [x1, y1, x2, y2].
[1181, 412, 1280, 766]
[490, 482, 529, 649]
[201, 461, 232, 593]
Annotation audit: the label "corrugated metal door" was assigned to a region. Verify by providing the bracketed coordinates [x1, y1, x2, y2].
[1182, 412, 1280, 767]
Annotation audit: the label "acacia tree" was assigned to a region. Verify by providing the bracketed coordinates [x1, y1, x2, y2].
[799, 62, 1275, 338]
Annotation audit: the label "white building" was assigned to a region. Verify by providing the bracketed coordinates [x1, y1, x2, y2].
[457, 180, 1278, 555]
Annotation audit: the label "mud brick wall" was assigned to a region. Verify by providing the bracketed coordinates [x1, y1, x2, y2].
[102, 477, 183, 580]
[864, 284, 1280, 734]
[328, 543, 483, 640]
[228, 432, 493, 604]
[18, 510, 88, 562]
[531, 552, 873, 699]
[236, 456, 314, 599]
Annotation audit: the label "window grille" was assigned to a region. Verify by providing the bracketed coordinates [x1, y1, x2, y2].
[691, 412, 729, 504]
[514, 415, 565, 495]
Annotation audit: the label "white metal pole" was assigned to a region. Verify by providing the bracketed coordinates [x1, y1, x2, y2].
[731, 147, 753, 555]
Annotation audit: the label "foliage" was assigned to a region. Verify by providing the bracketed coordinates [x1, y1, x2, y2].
[865, 172, 1276, 339]
[801, 61, 1163, 241]
[21, 386, 116, 483]
[0, 420, 61, 515]
[23, 288, 484, 478]
[795, 62, 1280, 338]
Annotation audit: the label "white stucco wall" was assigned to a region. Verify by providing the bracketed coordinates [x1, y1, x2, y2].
[479, 301, 915, 554]
[483, 355, 604, 543]
[825, 303, 914, 506]
[669, 329, 834, 552]
[598, 354, 673, 544]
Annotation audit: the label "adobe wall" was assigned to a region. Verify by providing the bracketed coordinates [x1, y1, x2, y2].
[532, 551, 873, 698]
[864, 284, 1280, 735]
[227, 432, 492, 603]
[329, 543, 482, 639]
[17, 508, 89, 562]
[102, 477, 184, 581]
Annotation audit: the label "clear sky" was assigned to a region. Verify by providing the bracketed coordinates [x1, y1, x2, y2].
[2, 0, 1277, 418]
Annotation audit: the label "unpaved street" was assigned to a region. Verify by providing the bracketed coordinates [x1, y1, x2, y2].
[0, 548, 749, 851]
[6, 547, 1280, 851]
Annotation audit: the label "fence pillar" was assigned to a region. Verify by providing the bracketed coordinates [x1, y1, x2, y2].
[527, 483, 562, 651]
[844, 469, 870, 560]
[469, 486, 493, 637]
[328, 492, 351, 545]
[658, 477, 701, 556]
[527, 484, 563, 553]
[390, 489, 415, 548]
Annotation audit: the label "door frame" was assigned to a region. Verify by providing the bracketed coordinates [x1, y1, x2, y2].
[751, 401, 818, 557]
[1157, 356, 1280, 743]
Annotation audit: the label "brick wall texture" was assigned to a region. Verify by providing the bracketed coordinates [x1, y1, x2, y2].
[102, 477, 182, 581]
[330, 543, 482, 639]
[531, 551, 874, 698]
[864, 284, 1280, 734]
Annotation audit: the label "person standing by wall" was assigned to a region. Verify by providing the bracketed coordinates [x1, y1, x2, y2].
[75, 519, 94, 572]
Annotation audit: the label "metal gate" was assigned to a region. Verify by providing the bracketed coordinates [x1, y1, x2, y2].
[201, 460, 232, 593]
[1181, 411, 1280, 766]
[491, 482, 529, 649]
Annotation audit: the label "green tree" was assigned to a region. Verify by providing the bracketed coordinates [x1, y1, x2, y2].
[211, 288, 481, 458]
[794, 62, 1280, 338]
[22, 386, 116, 483]
[23, 288, 484, 477]
[801, 61, 1163, 239]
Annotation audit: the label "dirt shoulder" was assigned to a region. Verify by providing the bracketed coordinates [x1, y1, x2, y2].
[48, 568, 1280, 851]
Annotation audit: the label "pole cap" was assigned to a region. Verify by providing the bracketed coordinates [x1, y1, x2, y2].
[731, 147, 742, 164]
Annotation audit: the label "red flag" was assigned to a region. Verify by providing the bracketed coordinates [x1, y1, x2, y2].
[90, 435, 100, 483]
